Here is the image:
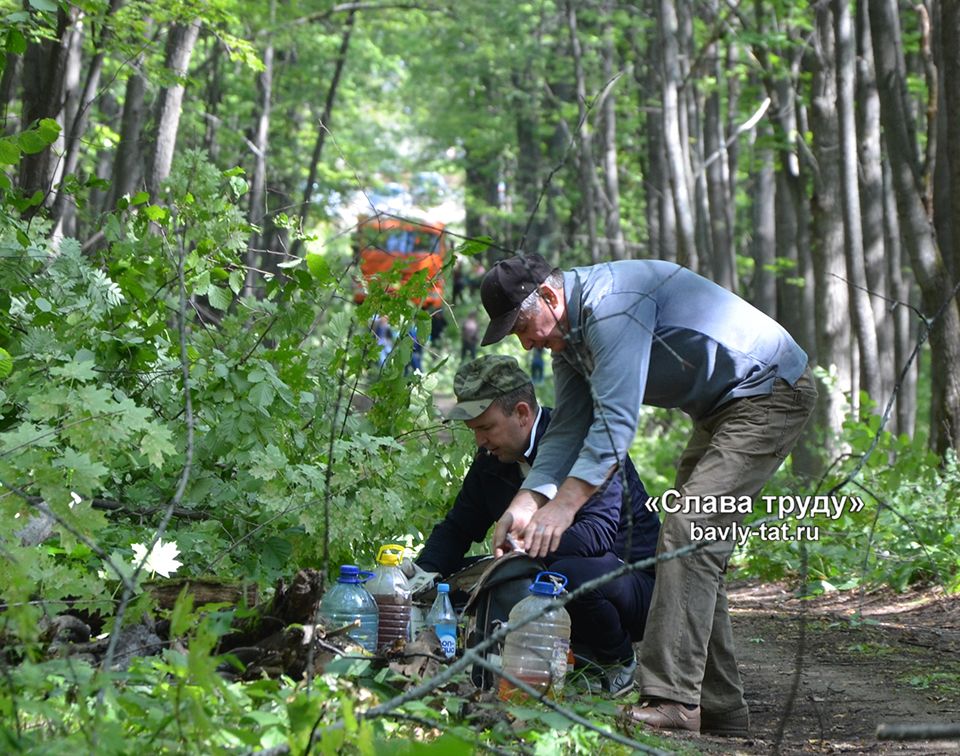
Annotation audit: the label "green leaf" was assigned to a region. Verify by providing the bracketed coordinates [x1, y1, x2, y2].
[0, 347, 12, 380]
[18, 130, 50, 155]
[249, 381, 275, 411]
[140, 423, 176, 469]
[143, 205, 167, 222]
[29, 0, 59, 11]
[50, 355, 97, 382]
[0, 138, 20, 165]
[228, 268, 245, 295]
[53, 447, 109, 494]
[34, 297, 52, 312]
[37, 118, 60, 142]
[130, 191, 149, 206]
[206, 284, 232, 311]
[6, 30, 26, 55]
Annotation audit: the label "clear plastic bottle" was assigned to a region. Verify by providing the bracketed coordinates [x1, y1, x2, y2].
[366, 544, 412, 652]
[498, 571, 571, 701]
[426, 582, 457, 659]
[317, 565, 379, 653]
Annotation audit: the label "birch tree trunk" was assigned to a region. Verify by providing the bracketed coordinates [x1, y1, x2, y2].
[835, 0, 882, 408]
[870, 0, 960, 454]
[147, 19, 201, 198]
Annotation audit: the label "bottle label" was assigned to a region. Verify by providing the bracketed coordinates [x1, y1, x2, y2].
[435, 623, 456, 658]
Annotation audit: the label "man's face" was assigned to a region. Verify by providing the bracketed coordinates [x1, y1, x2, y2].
[511, 288, 567, 352]
[463, 402, 531, 463]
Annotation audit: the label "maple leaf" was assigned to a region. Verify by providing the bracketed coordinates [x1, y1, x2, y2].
[130, 538, 183, 578]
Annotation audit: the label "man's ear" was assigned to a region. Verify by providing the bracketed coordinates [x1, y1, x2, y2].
[513, 400, 534, 424]
[538, 283, 559, 308]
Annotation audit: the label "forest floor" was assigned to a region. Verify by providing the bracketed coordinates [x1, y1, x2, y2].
[639, 579, 960, 755]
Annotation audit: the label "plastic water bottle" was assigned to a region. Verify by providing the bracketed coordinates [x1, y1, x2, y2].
[317, 565, 379, 653]
[366, 544, 412, 652]
[498, 571, 571, 701]
[426, 582, 457, 659]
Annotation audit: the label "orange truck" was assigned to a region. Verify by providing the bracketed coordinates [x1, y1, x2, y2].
[352, 215, 448, 310]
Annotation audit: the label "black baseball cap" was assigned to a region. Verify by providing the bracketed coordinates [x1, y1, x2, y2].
[479, 254, 554, 346]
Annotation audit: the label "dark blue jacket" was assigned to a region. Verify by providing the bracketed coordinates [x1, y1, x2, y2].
[417, 407, 660, 577]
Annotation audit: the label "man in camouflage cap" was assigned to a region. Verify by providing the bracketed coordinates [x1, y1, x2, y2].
[416, 354, 661, 696]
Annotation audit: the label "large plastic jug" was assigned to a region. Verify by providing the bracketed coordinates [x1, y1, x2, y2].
[317, 565, 379, 653]
[366, 544, 412, 651]
[498, 571, 571, 700]
[426, 582, 457, 659]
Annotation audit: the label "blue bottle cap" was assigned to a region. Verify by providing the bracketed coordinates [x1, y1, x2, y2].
[338, 564, 361, 583]
[437, 583, 450, 593]
[529, 571, 567, 596]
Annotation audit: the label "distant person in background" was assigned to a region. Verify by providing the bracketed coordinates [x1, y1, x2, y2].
[530, 347, 545, 384]
[372, 315, 394, 367]
[460, 310, 479, 362]
[430, 308, 448, 347]
[452, 261, 466, 304]
[406, 325, 424, 375]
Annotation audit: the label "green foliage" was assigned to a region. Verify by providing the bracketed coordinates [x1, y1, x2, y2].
[736, 410, 960, 593]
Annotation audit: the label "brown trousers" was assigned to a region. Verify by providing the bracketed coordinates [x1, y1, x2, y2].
[637, 367, 818, 714]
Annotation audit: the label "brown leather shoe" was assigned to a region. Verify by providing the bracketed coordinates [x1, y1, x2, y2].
[701, 705, 750, 737]
[623, 700, 701, 733]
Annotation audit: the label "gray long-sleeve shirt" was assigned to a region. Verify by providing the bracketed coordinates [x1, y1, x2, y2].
[523, 260, 808, 493]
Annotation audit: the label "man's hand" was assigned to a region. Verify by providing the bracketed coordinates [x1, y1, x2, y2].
[521, 498, 578, 557]
[492, 490, 544, 557]
[520, 476, 600, 558]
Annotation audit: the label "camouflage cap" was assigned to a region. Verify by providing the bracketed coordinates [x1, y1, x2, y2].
[447, 355, 532, 420]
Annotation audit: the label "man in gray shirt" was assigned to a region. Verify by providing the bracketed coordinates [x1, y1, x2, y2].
[479, 254, 817, 736]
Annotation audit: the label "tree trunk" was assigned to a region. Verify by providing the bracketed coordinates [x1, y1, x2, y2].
[246, 0, 275, 297]
[600, 1, 625, 260]
[856, 0, 895, 407]
[629, 24, 667, 261]
[50, 10, 83, 231]
[52, 0, 125, 237]
[19, 5, 78, 206]
[835, 0, 882, 410]
[940, 1, 960, 286]
[203, 39, 223, 161]
[704, 30, 735, 291]
[751, 130, 776, 315]
[870, 0, 960, 454]
[657, 0, 696, 268]
[810, 2, 852, 458]
[147, 19, 202, 198]
[292, 10, 356, 258]
[883, 156, 917, 438]
[0, 51, 21, 132]
[107, 65, 147, 211]
[565, 0, 600, 262]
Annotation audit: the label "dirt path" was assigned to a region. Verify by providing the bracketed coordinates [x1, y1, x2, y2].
[643, 580, 960, 754]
